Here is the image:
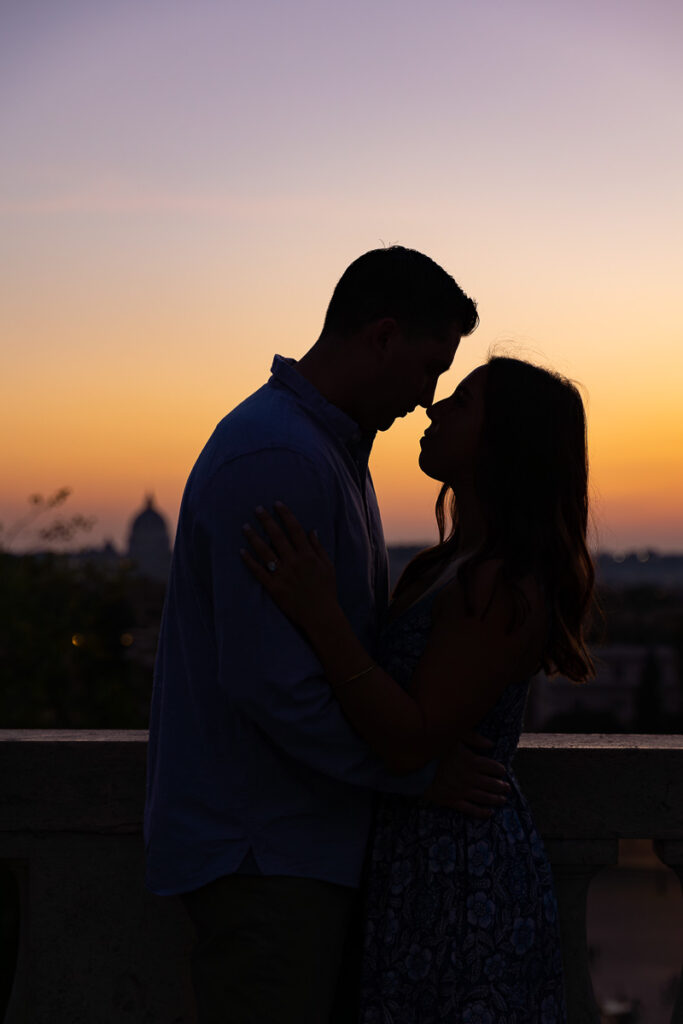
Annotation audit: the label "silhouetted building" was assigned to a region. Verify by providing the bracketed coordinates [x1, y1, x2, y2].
[525, 644, 681, 731]
[127, 495, 171, 582]
[596, 551, 683, 590]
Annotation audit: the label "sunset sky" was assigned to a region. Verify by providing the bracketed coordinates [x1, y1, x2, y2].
[2, 0, 682, 553]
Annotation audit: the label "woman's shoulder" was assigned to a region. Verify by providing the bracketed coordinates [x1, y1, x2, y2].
[435, 557, 545, 633]
[388, 558, 451, 621]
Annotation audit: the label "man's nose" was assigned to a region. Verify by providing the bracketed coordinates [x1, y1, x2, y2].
[419, 381, 438, 409]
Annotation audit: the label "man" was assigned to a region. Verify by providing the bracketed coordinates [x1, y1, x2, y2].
[145, 246, 507, 1023]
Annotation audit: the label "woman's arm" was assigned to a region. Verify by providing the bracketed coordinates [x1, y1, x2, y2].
[242, 504, 431, 772]
[242, 504, 540, 775]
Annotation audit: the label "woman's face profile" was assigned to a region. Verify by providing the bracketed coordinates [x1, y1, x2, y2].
[418, 365, 488, 484]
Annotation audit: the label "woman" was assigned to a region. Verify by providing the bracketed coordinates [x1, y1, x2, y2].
[241, 356, 594, 1023]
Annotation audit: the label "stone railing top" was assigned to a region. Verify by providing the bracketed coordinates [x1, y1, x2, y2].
[0, 729, 149, 743]
[1, 732, 682, 840]
[2, 729, 681, 748]
[519, 733, 683, 750]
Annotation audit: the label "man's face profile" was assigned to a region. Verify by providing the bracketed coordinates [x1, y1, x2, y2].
[372, 322, 461, 432]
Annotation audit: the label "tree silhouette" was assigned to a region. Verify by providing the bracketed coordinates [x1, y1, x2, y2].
[0, 488, 95, 552]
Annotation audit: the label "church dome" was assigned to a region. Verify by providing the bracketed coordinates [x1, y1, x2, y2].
[127, 494, 172, 581]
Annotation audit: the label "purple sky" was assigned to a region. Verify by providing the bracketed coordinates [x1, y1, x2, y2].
[2, 0, 682, 551]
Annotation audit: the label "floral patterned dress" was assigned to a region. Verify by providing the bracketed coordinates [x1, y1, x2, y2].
[360, 589, 566, 1024]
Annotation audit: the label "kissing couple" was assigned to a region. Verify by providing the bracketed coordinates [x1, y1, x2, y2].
[145, 246, 593, 1023]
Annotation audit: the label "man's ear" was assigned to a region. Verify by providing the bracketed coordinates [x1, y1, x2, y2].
[365, 317, 401, 358]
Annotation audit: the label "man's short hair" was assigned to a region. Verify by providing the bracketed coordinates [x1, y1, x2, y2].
[322, 246, 478, 340]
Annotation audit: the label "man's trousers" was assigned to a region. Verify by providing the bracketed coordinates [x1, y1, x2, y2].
[182, 873, 363, 1024]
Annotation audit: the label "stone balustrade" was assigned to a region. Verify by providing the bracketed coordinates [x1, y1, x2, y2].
[1, 731, 682, 1023]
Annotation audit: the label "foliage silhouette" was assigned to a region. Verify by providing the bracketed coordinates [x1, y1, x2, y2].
[0, 550, 159, 727]
[0, 488, 95, 551]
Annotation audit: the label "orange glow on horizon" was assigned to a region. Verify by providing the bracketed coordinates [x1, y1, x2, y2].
[3, 336, 683, 553]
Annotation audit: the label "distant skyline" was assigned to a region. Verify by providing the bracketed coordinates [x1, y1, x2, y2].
[2, 0, 682, 550]
[4, 487, 683, 558]
[5, 503, 683, 559]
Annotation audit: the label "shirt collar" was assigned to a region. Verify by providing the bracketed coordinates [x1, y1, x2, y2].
[269, 355, 376, 460]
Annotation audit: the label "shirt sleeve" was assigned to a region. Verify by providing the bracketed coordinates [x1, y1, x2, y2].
[194, 446, 435, 795]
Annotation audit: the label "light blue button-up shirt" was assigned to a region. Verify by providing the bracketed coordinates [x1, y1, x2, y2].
[144, 356, 433, 894]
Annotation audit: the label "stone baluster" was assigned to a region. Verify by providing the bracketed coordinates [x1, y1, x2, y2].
[545, 838, 619, 1024]
[1, 840, 196, 1024]
[0, 860, 25, 1024]
[653, 840, 683, 1024]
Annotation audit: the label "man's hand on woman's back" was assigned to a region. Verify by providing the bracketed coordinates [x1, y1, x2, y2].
[423, 732, 510, 818]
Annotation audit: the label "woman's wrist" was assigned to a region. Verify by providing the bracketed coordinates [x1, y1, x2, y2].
[332, 663, 377, 690]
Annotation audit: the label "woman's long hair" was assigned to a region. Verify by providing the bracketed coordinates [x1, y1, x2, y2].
[395, 356, 595, 682]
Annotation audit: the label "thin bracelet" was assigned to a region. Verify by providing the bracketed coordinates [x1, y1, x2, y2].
[333, 663, 376, 690]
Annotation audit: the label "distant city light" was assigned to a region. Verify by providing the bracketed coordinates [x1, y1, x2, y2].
[637, 551, 650, 563]
[71, 633, 85, 647]
[120, 633, 134, 647]
[613, 552, 626, 563]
